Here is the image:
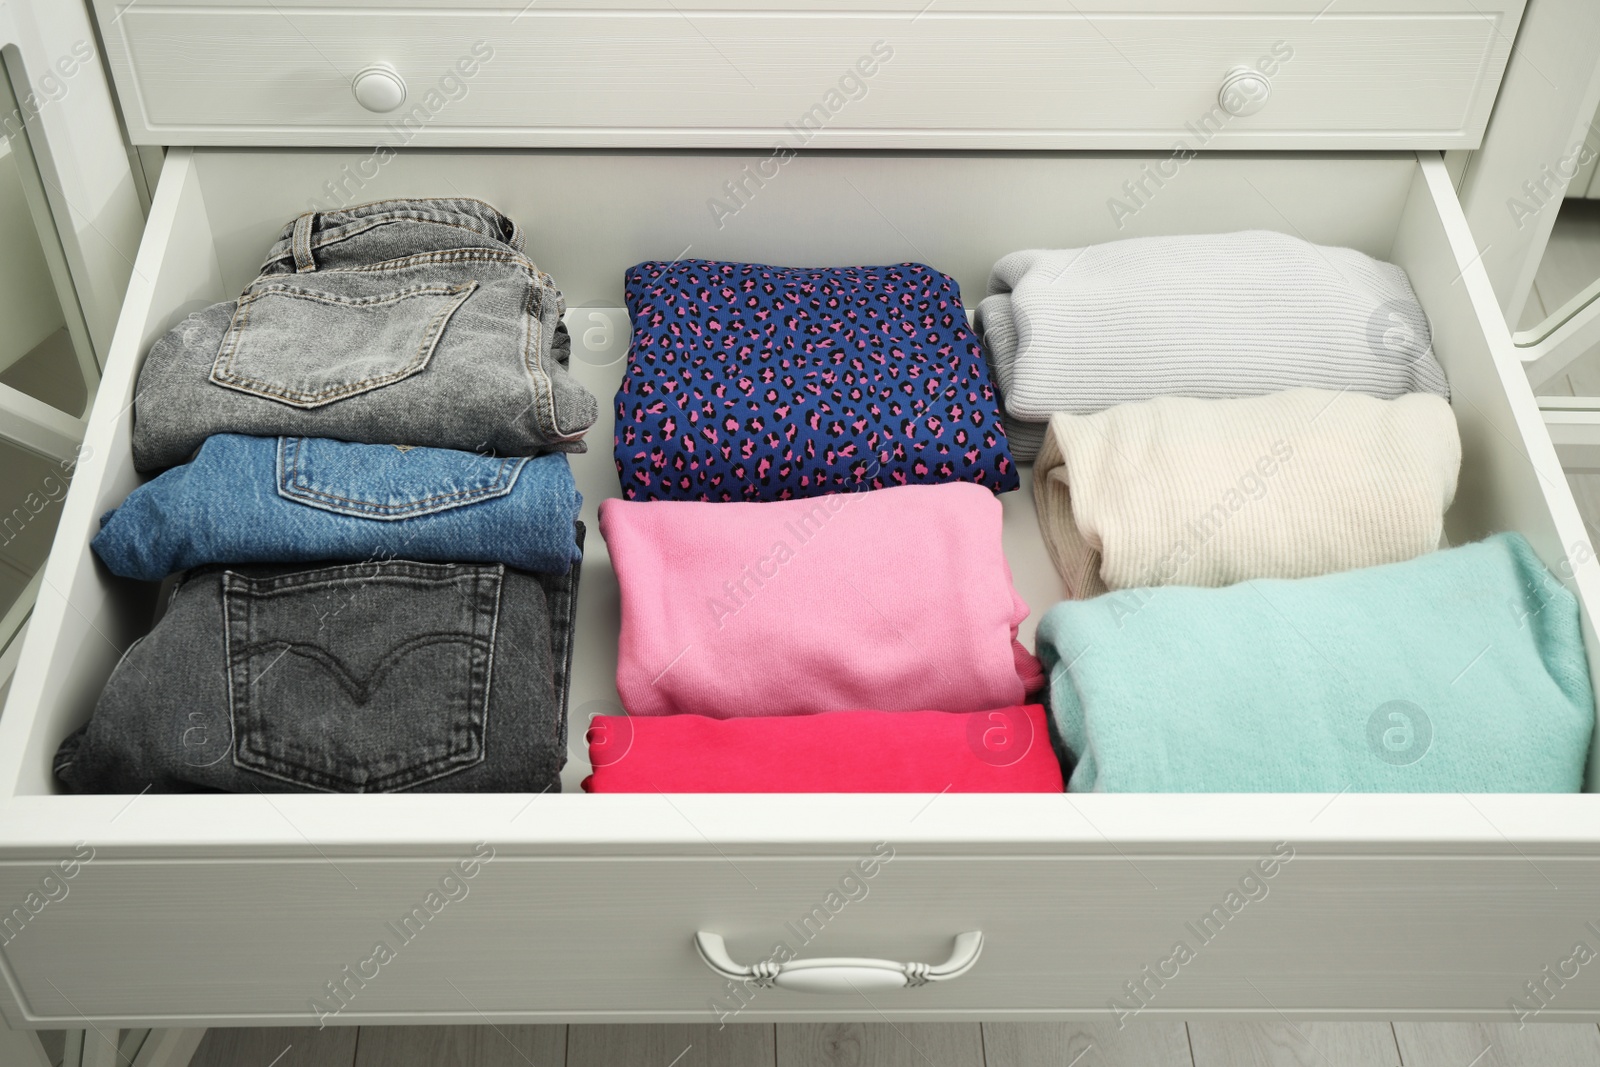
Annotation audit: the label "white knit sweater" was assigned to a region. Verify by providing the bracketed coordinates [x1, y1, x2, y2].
[1033, 389, 1461, 598]
[978, 230, 1450, 461]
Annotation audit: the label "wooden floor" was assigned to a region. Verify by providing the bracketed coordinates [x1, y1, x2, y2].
[30, 1021, 1600, 1067]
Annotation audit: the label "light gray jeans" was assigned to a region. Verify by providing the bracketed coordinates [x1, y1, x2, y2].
[132, 198, 598, 471]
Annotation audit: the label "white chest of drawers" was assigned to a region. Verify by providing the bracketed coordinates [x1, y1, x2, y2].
[97, 0, 1524, 150]
[5, 0, 1600, 1031]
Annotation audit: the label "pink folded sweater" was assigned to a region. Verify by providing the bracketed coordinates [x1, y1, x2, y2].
[583, 707, 1064, 792]
[599, 483, 1043, 718]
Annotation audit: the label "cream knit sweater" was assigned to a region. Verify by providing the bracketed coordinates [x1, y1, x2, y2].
[1033, 389, 1461, 598]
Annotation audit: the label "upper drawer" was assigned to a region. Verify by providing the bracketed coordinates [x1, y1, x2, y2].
[92, 0, 1526, 150]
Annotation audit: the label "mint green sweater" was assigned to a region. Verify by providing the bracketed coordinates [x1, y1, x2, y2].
[1037, 533, 1594, 792]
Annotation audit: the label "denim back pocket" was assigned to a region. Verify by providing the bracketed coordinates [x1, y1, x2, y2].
[222, 561, 501, 792]
[276, 437, 527, 521]
[210, 276, 478, 408]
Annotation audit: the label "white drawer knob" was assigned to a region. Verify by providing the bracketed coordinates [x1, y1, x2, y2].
[352, 65, 407, 113]
[1218, 66, 1271, 117]
[694, 930, 983, 993]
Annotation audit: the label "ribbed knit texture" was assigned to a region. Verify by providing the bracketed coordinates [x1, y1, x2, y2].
[976, 231, 1450, 460]
[1034, 389, 1461, 597]
[1036, 533, 1595, 793]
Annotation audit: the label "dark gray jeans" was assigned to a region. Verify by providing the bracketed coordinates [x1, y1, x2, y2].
[132, 198, 598, 471]
[55, 529, 582, 793]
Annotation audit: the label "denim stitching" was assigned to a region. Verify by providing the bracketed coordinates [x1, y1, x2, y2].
[314, 197, 513, 233]
[327, 247, 538, 275]
[222, 564, 497, 792]
[238, 634, 481, 704]
[475, 566, 504, 781]
[229, 559, 481, 592]
[315, 197, 515, 238]
[291, 212, 317, 273]
[274, 249, 582, 440]
[260, 206, 518, 271]
[234, 280, 476, 309]
[210, 282, 478, 406]
[277, 437, 526, 518]
[264, 200, 514, 250]
[546, 529, 582, 757]
[522, 277, 588, 443]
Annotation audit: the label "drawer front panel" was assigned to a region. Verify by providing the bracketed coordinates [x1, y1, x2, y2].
[97, 2, 1523, 149]
[3, 852, 1599, 1023]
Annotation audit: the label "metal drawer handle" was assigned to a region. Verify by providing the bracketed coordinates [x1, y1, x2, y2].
[694, 931, 983, 994]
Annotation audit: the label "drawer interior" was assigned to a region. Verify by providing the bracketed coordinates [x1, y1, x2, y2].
[3, 147, 1597, 810]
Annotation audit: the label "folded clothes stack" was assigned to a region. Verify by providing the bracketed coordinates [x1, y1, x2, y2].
[975, 230, 1450, 460]
[59, 227, 1596, 797]
[1032, 389, 1461, 598]
[600, 482, 1041, 720]
[132, 198, 596, 470]
[93, 435, 584, 580]
[594, 480, 1053, 789]
[57, 554, 580, 794]
[1035, 534, 1594, 792]
[61, 198, 597, 794]
[590, 260, 1057, 792]
[973, 230, 1592, 791]
[615, 259, 1017, 501]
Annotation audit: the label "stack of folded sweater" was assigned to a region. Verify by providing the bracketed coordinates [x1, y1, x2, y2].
[1037, 533, 1593, 792]
[57, 199, 598, 794]
[594, 483, 1059, 791]
[975, 230, 1449, 460]
[980, 230, 1593, 792]
[592, 259, 1060, 792]
[1032, 388, 1462, 598]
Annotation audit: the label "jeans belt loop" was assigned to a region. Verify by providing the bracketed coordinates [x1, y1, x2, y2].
[291, 211, 318, 273]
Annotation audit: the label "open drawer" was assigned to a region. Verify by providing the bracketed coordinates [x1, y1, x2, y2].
[0, 148, 1598, 1029]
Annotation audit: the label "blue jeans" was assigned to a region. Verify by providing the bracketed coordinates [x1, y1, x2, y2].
[93, 434, 583, 581]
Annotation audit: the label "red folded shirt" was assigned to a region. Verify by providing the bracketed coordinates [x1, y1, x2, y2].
[582, 706, 1063, 793]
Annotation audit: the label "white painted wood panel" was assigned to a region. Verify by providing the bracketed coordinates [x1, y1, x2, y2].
[777, 1022, 983, 1067]
[1452, 0, 1600, 325]
[6, 855, 1600, 1024]
[0, 141, 67, 372]
[1530, 203, 1600, 315]
[90, 0, 1523, 150]
[567, 1023, 774, 1067]
[352, 1024, 565, 1066]
[982, 1021, 1193, 1067]
[0, 1, 147, 364]
[1187, 1022, 1398, 1067]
